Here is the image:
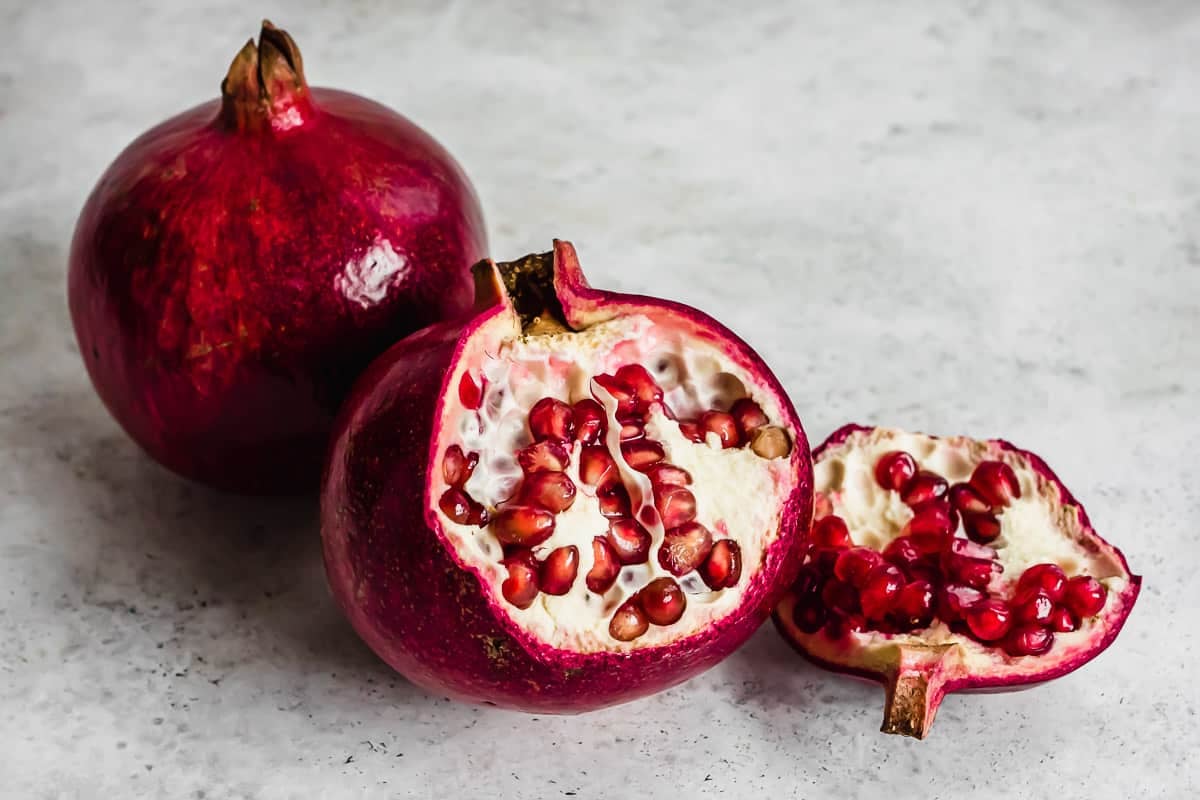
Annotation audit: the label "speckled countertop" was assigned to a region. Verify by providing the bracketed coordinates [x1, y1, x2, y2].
[2, 1, 1197, 797]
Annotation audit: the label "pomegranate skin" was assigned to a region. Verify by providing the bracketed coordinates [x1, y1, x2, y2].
[67, 23, 486, 493]
[320, 241, 812, 712]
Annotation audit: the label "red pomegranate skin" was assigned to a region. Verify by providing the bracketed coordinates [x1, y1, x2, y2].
[321, 241, 812, 712]
[68, 26, 486, 494]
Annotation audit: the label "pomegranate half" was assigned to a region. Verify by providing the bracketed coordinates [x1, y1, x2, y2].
[321, 240, 812, 711]
[773, 425, 1140, 738]
[68, 21, 486, 493]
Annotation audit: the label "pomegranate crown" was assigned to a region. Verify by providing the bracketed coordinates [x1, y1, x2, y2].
[219, 20, 313, 132]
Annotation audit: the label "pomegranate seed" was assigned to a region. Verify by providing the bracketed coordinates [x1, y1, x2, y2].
[700, 411, 741, 448]
[810, 546, 840, 574]
[501, 552, 539, 609]
[640, 577, 686, 626]
[572, 399, 606, 445]
[593, 374, 638, 417]
[528, 397, 575, 442]
[658, 521, 714, 576]
[813, 493, 833, 520]
[586, 537, 621, 594]
[490, 506, 555, 547]
[438, 488, 474, 524]
[821, 578, 860, 614]
[458, 372, 482, 410]
[539, 546, 579, 595]
[619, 419, 644, 441]
[751, 426, 792, 460]
[614, 364, 664, 408]
[938, 583, 985, 623]
[970, 460, 1021, 508]
[1063, 575, 1106, 618]
[1049, 605, 1078, 632]
[606, 518, 652, 565]
[621, 440, 665, 471]
[792, 598, 827, 634]
[859, 564, 904, 620]
[812, 515, 852, 548]
[1015, 563, 1068, 603]
[903, 502, 956, 539]
[945, 555, 997, 590]
[520, 471, 576, 513]
[442, 445, 471, 487]
[1004, 625, 1054, 657]
[893, 580, 935, 628]
[834, 547, 884, 587]
[700, 540, 742, 589]
[1013, 589, 1054, 626]
[901, 470, 949, 507]
[516, 441, 570, 474]
[882, 536, 922, 573]
[598, 484, 632, 519]
[792, 565, 822, 598]
[965, 598, 1013, 642]
[655, 485, 697, 529]
[579, 445, 617, 488]
[678, 421, 706, 443]
[730, 398, 769, 438]
[609, 598, 649, 641]
[949, 483, 992, 515]
[962, 512, 1002, 544]
[874, 450, 917, 492]
[646, 463, 692, 487]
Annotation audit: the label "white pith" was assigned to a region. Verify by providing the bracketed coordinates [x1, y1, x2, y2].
[437, 314, 795, 653]
[785, 427, 1131, 675]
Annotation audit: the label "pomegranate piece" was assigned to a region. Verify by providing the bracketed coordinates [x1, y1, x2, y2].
[517, 441, 570, 474]
[520, 471, 577, 513]
[655, 485, 698, 529]
[579, 445, 618, 488]
[539, 546, 580, 596]
[613, 364, 664, 408]
[609, 598, 650, 642]
[730, 398, 769, 439]
[658, 522, 714, 576]
[70, 22, 486, 493]
[700, 411, 741, 449]
[645, 463, 693, 488]
[640, 577, 687, 626]
[528, 397, 575, 442]
[491, 507, 555, 547]
[774, 426, 1140, 738]
[572, 399, 607, 445]
[619, 419, 645, 442]
[606, 519, 652, 565]
[586, 537, 621, 594]
[442, 445, 473, 487]
[597, 485, 633, 519]
[621, 440, 666, 471]
[501, 552, 540, 610]
[593, 374, 639, 417]
[459, 372, 483, 411]
[700, 540, 743, 590]
[677, 421, 706, 443]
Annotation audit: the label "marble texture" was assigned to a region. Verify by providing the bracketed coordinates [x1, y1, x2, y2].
[1, 0, 1197, 797]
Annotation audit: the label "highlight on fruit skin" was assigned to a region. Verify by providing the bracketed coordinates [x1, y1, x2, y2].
[320, 240, 813, 712]
[773, 424, 1141, 739]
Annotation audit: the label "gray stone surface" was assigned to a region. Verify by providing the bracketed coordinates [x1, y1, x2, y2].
[1, 1, 1196, 797]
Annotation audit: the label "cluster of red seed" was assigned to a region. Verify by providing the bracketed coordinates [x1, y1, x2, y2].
[792, 451, 1108, 657]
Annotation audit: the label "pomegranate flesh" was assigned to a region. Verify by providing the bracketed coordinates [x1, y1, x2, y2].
[321, 241, 812, 711]
[68, 21, 486, 493]
[773, 425, 1140, 738]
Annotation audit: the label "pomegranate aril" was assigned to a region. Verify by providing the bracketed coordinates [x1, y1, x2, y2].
[945, 555, 997, 590]
[678, 421, 706, 443]
[579, 445, 617, 488]
[792, 598, 827, 634]
[1014, 589, 1054, 626]
[1049, 605, 1078, 633]
[730, 398, 769, 439]
[598, 485, 632, 519]
[572, 399, 606, 445]
[882, 536, 923, 573]
[517, 441, 570, 474]
[949, 482, 992, 515]
[700, 540, 742, 589]
[438, 488, 475, 525]
[1016, 563, 1068, 603]
[621, 440, 665, 471]
[655, 485, 697, 529]
[821, 578, 861, 615]
[458, 372, 482, 410]
[970, 460, 1021, 507]
[593, 373, 638, 417]
[586, 537, 621, 594]
[528, 397, 575, 442]
[792, 565, 822, 599]
[442, 445, 471, 487]
[810, 546, 841, 575]
[646, 463, 692, 488]
[962, 512, 1002, 544]
[613, 364, 663, 408]
[874, 450, 917, 492]
[658, 521, 714, 576]
[812, 515, 852, 548]
[860, 564, 904, 620]
[750, 426, 791, 459]
[835, 547, 884, 587]
[900, 471, 949, 507]
[619, 419, 644, 441]
[490, 506, 555, 547]
[939, 583, 985, 623]
[606, 518, 651, 565]
[640, 577, 686, 626]
[520, 471, 576, 513]
[903, 502, 956, 539]
[965, 598, 1013, 642]
[539, 546, 579, 595]
[700, 411, 741, 449]
[501, 554, 539, 609]
[1063, 575, 1107, 618]
[1004, 625, 1054, 657]
[609, 598, 649, 641]
[893, 580, 935, 628]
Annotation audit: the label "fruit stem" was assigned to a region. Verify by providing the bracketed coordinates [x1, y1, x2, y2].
[880, 644, 956, 739]
[219, 20, 314, 132]
[474, 251, 571, 334]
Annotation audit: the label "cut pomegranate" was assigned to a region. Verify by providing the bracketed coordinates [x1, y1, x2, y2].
[773, 425, 1141, 738]
[321, 241, 811, 711]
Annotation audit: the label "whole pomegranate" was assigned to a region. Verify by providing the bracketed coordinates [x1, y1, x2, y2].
[68, 21, 486, 493]
[321, 240, 812, 712]
[774, 425, 1141, 738]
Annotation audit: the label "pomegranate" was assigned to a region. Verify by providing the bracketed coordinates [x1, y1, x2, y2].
[67, 21, 486, 493]
[774, 425, 1140, 738]
[321, 240, 811, 711]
